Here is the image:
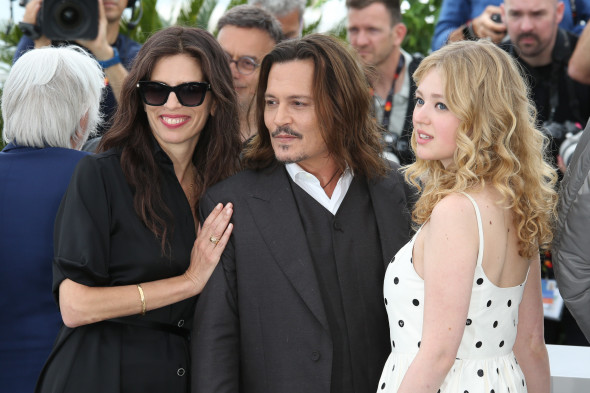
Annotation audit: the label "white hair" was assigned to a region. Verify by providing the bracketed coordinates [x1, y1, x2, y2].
[1, 45, 104, 149]
[248, 0, 306, 19]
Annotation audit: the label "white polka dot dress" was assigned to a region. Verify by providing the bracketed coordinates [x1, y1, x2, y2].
[378, 193, 528, 393]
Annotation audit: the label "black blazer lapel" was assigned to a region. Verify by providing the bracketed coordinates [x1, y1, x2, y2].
[368, 170, 413, 267]
[246, 165, 329, 331]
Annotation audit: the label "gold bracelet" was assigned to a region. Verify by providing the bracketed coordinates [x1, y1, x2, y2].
[137, 284, 146, 316]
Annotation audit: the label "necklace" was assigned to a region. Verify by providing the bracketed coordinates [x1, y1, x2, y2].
[321, 168, 342, 189]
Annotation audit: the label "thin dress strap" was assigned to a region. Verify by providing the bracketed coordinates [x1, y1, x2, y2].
[460, 192, 484, 267]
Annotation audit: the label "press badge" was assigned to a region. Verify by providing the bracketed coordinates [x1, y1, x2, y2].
[542, 278, 564, 321]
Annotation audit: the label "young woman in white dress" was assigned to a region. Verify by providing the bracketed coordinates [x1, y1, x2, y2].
[378, 40, 557, 393]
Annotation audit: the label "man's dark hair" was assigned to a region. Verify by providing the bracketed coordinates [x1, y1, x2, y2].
[217, 5, 284, 44]
[243, 33, 389, 179]
[345, 0, 402, 25]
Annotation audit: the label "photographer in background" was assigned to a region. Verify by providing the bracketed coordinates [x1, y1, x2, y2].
[14, 0, 141, 144]
[346, 0, 422, 165]
[499, 0, 589, 170]
[432, 0, 590, 51]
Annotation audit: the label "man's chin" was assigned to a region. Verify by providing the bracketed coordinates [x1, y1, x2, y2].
[275, 154, 307, 165]
[517, 46, 543, 59]
[358, 54, 374, 65]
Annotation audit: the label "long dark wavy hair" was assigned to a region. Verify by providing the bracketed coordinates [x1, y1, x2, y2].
[100, 26, 241, 252]
[242, 33, 388, 179]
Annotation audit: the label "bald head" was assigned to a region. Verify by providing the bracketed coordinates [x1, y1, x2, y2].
[501, 0, 564, 66]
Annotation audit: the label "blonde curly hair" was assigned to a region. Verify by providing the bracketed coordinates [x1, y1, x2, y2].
[405, 40, 558, 258]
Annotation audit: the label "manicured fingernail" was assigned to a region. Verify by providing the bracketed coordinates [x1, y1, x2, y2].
[216, 203, 222, 210]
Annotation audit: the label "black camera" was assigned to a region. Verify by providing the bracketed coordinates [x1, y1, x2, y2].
[383, 133, 414, 166]
[559, 130, 583, 168]
[19, 0, 98, 40]
[542, 120, 582, 145]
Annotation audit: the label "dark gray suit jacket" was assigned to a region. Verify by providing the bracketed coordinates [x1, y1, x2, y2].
[191, 162, 413, 393]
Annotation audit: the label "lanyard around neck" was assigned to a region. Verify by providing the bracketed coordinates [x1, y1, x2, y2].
[380, 54, 405, 131]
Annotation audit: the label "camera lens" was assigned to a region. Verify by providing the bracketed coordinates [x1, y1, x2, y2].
[60, 7, 79, 25]
[42, 0, 97, 40]
[55, 2, 81, 30]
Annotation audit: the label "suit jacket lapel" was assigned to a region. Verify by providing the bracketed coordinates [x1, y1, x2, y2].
[368, 171, 413, 267]
[246, 165, 329, 331]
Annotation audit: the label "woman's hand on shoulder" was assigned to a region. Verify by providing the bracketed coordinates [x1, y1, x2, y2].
[184, 203, 234, 294]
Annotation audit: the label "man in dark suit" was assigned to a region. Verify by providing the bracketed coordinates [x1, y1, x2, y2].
[191, 34, 413, 393]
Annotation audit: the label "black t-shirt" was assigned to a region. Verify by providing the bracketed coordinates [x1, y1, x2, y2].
[501, 29, 590, 126]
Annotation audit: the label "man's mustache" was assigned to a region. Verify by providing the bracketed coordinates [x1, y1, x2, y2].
[517, 33, 539, 43]
[271, 126, 303, 139]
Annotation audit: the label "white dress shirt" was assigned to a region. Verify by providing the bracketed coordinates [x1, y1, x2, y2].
[285, 163, 353, 215]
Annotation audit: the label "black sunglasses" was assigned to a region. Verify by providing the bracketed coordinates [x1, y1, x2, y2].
[136, 81, 211, 107]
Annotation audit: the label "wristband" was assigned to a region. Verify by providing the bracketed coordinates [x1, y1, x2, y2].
[97, 47, 121, 69]
[462, 21, 476, 40]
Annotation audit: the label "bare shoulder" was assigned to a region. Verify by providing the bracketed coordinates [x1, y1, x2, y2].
[422, 193, 479, 253]
[430, 192, 477, 227]
[418, 193, 479, 278]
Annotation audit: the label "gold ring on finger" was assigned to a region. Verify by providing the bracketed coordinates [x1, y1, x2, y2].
[209, 236, 220, 245]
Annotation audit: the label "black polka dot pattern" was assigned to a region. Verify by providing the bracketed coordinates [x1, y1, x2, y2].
[379, 205, 526, 391]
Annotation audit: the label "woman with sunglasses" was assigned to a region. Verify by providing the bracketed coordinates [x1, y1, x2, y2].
[35, 27, 241, 393]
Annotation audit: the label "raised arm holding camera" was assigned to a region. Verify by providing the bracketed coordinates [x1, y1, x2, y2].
[432, 0, 590, 51]
[15, 0, 141, 140]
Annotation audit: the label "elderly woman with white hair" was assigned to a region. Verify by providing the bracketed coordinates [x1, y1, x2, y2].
[0, 45, 104, 393]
